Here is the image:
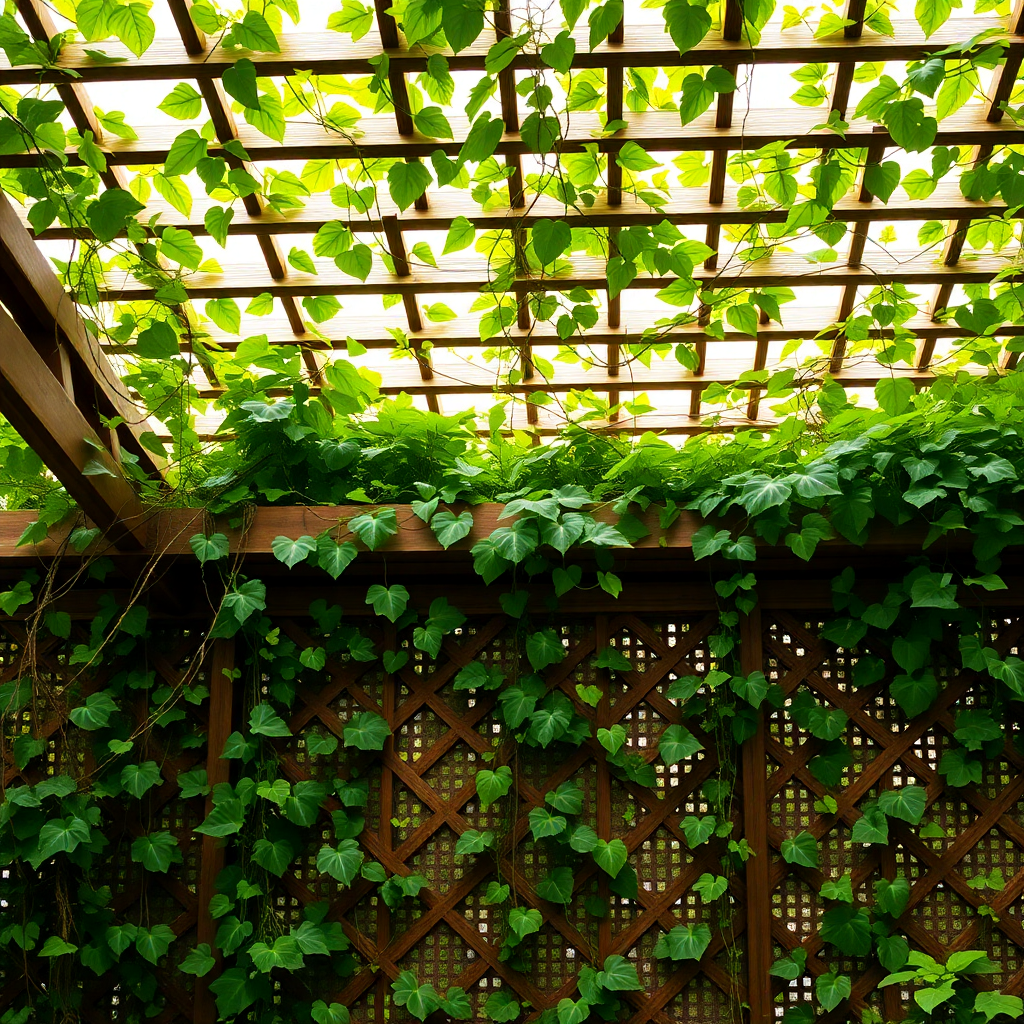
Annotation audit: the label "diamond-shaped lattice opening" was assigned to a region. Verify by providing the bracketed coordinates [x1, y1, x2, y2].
[771, 876, 823, 939]
[667, 970, 741, 1023]
[959, 827, 1024, 894]
[421, 741, 478, 808]
[530, 927, 584, 994]
[925, 796, 977, 856]
[770, 784, 816, 833]
[396, 707, 450, 764]
[457, 879, 505, 949]
[407, 826, 463, 895]
[771, 939, 815, 1019]
[398, 921, 472, 992]
[908, 884, 977, 945]
[390, 784, 432, 845]
[818, 823, 864, 880]
[636, 827, 691, 898]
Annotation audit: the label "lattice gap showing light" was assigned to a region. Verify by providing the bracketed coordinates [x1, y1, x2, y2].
[1, 0, 1022, 443]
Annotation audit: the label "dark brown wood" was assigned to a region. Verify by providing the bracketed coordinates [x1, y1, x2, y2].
[741, 607, 771, 1024]
[0, 306, 145, 548]
[195, 638, 235, 1024]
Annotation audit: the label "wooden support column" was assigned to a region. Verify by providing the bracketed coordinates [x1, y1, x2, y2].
[195, 638, 236, 1024]
[0, 191, 164, 480]
[0, 305, 145, 547]
[740, 606, 771, 1024]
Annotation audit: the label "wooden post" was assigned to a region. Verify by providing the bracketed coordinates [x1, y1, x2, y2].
[195, 638, 236, 1024]
[740, 607, 772, 1024]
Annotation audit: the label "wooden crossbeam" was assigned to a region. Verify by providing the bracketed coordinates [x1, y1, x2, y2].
[89, 250, 1021, 302]
[0, 108, 1017, 167]
[0, 191, 165, 481]
[0, 305, 145, 548]
[21, 180, 1011, 240]
[0, 18, 1016, 85]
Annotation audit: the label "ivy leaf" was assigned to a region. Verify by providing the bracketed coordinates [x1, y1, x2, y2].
[180, 943, 216, 977]
[221, 579, 267, 626]
[131, 832, 183, 873]
[229, 10, 280, 51]
[250, 935, 305, 973]
[271, 534, 317, 568]
[135, 923, 175, 965]
[454, 829, 494, 856]
[222, 57, 261, 109]
[890, 672, 938, 717]
[490, 520, 539, 563]
[69, 690, 118, 730]
[164, 128, 208, 177]
[820, 905, 872, 955]
[851, 802, 889, 845]
[316, 536, 358, 579]
[484, 991, 521, 1023]
[659, 724, 703, 763]
[209, 966, 268, 1017]
[532, 219, 571, 265]
[365, 584, 409, 622]
[431, 510, 474, 548]
[681, 815, 716, 848]
[252, 836, 297, 876]
[655, 923, 712, 961]
[528, 807, 567, 840]
[508, 906, 543, 939]
[316, 838, 364, 884]
[38, 816, 91, 858]
[693, 873, 729, 902]
[536, 866, 574, 905]
[874, 876, 910, 917]
[475, 765, 513, 809]
[349, 508, 398, 550]
[599, 954, 643, 991]
[39, 936, 78, 957]
[108, 2, 155, 55]
[780, 830, 819, 867]
[593, 838, 628, 877]
[343, 711, 391, 751]
[121, 761, 162, 798]
[526, 629, 566, 671]
[546, 780, 584, 814]
[249, 703, 292, 737]
[816, 972, 851, 1011]
[663, 0, 712, 53]
[878, 785, 927, 824]
[190, 532, 229, 564]
[392, 972, 440, 1021]
[387, 160, 432, 211]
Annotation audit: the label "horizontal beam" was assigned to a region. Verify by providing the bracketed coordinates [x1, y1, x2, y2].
[0, 108, 1019, 169]
[0, 305, 145, 548]
[185, 358, 965, 399]
[0, 191, 165, 480]
[0, 18, 1015, 84]
[20, 180, 1015, 241]
[94, 251, 1019, 302]
[138, 307, 1024, 354]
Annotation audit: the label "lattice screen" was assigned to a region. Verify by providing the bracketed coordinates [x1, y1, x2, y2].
[3, 594, 1024, 1023]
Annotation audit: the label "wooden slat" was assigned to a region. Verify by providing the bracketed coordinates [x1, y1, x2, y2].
[0, 192, 165, 479]
[1, 19, 1016, 84]
[0, 305, 145, 548]
[22, 179, 1012, 240]
[183, 357, 969, 399]
[2, 108, 1018, 167]
[91, 250, 1022, 302]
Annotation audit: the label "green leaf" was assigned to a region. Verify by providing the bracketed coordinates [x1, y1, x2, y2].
[475, 765, 513, 808]
[222, 58, 260, 109]
[250, 935, 305, 973]
[536, 866, 574, 904]
[69, 690, 118, 730]
[432, 510, 474, 548]
[532, 219, 572, 264]
[229, 9, 280, 51]
[365, 584, 409, 622]
[663, 0, 711, 53]
[655, 923, 712, 961]
[271, 534, 317, 568]
[316, 838, 364, 884]
[414, 105, 453, 139]
[158, 82, 203, 119]
[875, 377, 916, 415]
[546, 780, 584, 814]
[249, 703, 292, 737]
[180, 943, 216, 977]
[349, 508, 398, 550]
[189, 533, 230, 568]
[820, 905, 872, 955]
[164, 128, 208, 177]
[135, 923, 175, 965]
[874, 876, 910, 917]
[528, 807, 567, 840]
[131, 831, 182, 873]
[39, 935, 78, 957]
[599, 954, 643, 991]
[878, 785, 927, 824]
[659, 724, 703, 763]
[336, 244, 372, 281]
[485, 991, 521, 1023]
[508, 906, 543, 939]
[593, 838, 628, 877]
[780, 830, 819, 867]
[392, 972, 441, 1021]
[693, 873, 729, 902]
[891, 672, 938, 717]
[317, 536, 358, 579]
[387, 160, 433, 211]
[108, 2, 155, 55]
[343, 711, 391, 750]
[121, 761, 162, 798]
[541, 30, 575, 73]
[86, 187, 144, 242]
[526, 629, 566, 671]
[816, 972, 851, 1011]
[851, 802, 889, 845]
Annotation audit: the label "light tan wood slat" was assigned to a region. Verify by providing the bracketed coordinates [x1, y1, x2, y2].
[2, 108, 1018, 167]
[25, 179, 1011, 239]
[91, 249, 1023, 301]
[2, 19, 1016, 84]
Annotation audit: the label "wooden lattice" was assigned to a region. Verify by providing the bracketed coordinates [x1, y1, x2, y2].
[3, 584, 1024, 1023]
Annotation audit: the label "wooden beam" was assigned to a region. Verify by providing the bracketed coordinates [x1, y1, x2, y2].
[0, 19, 1014, 85]
[0, 108, 1017, 168]
[0, 306, 145, 548]
[0, 192, 165, 481]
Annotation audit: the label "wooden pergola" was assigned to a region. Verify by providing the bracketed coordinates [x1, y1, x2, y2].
[0, 0, 1022, 543]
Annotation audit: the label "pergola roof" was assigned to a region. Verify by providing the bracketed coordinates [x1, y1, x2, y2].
[0, 0, 1022, 530]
